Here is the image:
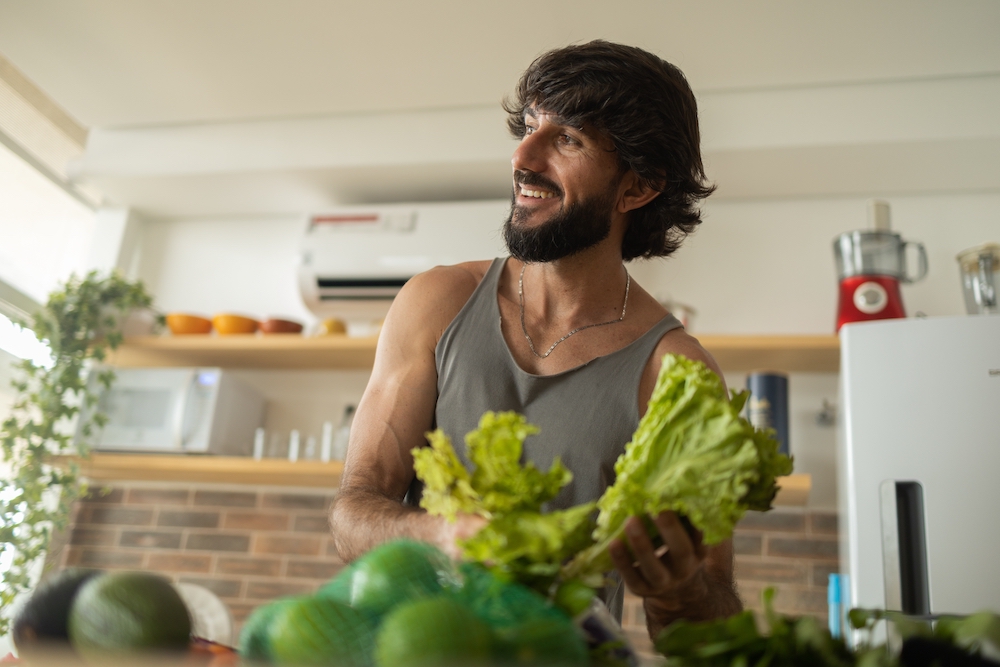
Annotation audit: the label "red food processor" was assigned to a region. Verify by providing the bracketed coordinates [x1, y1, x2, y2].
[833, 201, 928, 332]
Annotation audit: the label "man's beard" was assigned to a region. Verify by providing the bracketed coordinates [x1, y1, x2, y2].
[503, 179, 617, 263]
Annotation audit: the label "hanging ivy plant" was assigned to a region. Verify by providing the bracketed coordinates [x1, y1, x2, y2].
[0, 271, 155, 634]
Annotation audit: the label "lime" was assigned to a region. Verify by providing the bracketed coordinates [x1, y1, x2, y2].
[375, 596, 494, 667]
[68, 571, 191, 659]
[454, 562, 569, 630]
[349, 540, 456, 616]
[267, 596, 377, 667]
[496, 617, 589, 666]
[316, 560, 358, 603]
[238, 598, 292, 663]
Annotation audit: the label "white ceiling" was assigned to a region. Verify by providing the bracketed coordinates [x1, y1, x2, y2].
[1, 0, 999, 214]
[3, 0, 999, 127]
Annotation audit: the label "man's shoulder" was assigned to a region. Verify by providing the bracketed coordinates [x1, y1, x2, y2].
[401, 259, 496, 304]
[651, 326, 724, 379]
[388, 259, 499, 340]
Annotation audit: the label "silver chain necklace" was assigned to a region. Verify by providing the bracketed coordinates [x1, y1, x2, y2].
[519, 263, 631, 359]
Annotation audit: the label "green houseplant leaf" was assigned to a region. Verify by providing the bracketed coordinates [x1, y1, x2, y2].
[0, 271, 155, 634]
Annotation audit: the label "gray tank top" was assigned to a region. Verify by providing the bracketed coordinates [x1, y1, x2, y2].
[434, 257, 683, 509]
[432, 257, 683, 622]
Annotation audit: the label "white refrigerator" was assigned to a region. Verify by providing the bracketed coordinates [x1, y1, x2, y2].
[838, 315, 1000, 622]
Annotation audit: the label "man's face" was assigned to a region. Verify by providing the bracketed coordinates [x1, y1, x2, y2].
[503, 108, 624, 262]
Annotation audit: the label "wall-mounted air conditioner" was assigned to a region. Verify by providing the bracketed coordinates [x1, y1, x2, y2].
[298, 200, 509, 320]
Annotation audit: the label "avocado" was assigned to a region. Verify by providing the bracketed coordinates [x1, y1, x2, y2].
[12, 568, 101, 657]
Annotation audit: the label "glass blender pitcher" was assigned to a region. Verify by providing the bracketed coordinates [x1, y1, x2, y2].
[956, 243, 1000, 315]
[833, 203, 928, 331]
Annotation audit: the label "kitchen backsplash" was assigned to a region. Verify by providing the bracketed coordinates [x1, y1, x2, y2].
[53, 482, 343, 640]
[50, 482, 838, 662]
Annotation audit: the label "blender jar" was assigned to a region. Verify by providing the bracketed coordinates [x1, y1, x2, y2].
[834, 231, 928, 282]
[956, 243, 1000, 315]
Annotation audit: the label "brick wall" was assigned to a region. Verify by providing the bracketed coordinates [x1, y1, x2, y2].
[620, 507, 840, 662]
[55, 481, 343, 643]
[53, 483, 838, 664]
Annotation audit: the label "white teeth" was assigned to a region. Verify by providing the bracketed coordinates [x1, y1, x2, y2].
[519, 186, 555, 199]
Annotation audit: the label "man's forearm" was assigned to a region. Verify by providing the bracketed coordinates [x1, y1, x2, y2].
[329, 486, 443, 562]
[644, 569, 743, 640]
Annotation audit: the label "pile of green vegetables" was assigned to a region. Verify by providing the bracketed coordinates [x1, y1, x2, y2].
[412, 353, 794, 598]
[656, 588, 1000, 666]
[239, 539, 592, 667]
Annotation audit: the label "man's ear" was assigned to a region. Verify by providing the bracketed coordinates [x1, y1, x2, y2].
[616, 171, 662, 214]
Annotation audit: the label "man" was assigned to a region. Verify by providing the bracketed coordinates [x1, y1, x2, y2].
[330, 40, 742, 639]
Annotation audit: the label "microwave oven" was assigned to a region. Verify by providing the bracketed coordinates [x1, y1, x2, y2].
[75, 367, 266, 455]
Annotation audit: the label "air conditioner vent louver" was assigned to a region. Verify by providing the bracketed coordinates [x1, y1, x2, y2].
[316, 277, 409, 300]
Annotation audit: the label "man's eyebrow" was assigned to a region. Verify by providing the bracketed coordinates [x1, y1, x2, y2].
[523, 107, 583, 131]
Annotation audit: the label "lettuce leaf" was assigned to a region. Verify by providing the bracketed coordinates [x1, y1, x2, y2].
[413, 411, 593, 590]
[413, 411, 571, 521]
[561, 354, 793, 581]
[460, 502, 597, 589]
[411, 428, 481, 520]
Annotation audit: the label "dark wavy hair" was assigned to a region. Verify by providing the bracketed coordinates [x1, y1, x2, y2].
[504, 40, 715, 260]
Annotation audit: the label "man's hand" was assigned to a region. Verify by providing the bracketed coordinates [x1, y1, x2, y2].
[608, 511, 741, 638]
[437, 513, 488, 560]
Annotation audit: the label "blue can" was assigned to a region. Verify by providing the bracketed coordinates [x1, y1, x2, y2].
[746, 371, 789, 456]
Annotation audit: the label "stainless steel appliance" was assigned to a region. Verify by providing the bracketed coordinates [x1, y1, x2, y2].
[75, 367, 265, 454]
[956, 242, 999, 315]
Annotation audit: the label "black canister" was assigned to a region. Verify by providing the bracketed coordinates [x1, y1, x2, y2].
[746, 371, 789, 456]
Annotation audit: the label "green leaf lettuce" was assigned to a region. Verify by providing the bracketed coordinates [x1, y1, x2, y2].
[412, 411, 594, 589]
[562, 354, 793, 581]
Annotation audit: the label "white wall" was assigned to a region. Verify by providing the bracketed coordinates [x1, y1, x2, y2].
[135, 190, 1000, 509]
[138, 215, 314, 326]
[628, 192, 1000, 335]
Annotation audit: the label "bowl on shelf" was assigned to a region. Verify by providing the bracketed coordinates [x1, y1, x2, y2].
[166, 313, 213, 335]
[315, 318, 347, 336]
[259, 317, 304, 335]
[212, 314, 259, 335]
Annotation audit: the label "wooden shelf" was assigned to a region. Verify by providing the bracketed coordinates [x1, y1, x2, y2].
[698, 335, 840, 373]
[76, 453, 344, 488]
[108, 334, 378, 369]
[110, 334, 839, 373]
[773, 473, 810, 507]
[73, 453, 809, 506]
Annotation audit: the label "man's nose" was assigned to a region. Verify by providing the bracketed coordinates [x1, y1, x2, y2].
[511, 130, 548, 174]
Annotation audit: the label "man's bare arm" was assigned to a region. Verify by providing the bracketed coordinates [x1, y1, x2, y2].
[329, 265, 486, 562]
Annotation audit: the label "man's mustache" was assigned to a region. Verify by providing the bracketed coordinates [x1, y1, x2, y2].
[513, 170, 563, 197]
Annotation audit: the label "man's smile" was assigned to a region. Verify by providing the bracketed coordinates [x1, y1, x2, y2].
[518, 185, 557, 199]
[513, 170, 562, 204]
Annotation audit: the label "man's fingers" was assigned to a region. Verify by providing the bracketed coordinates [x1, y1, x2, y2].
[653, 512, 700, 576]
[624, 517, 672, 589]
[609, 538, 652, 597]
